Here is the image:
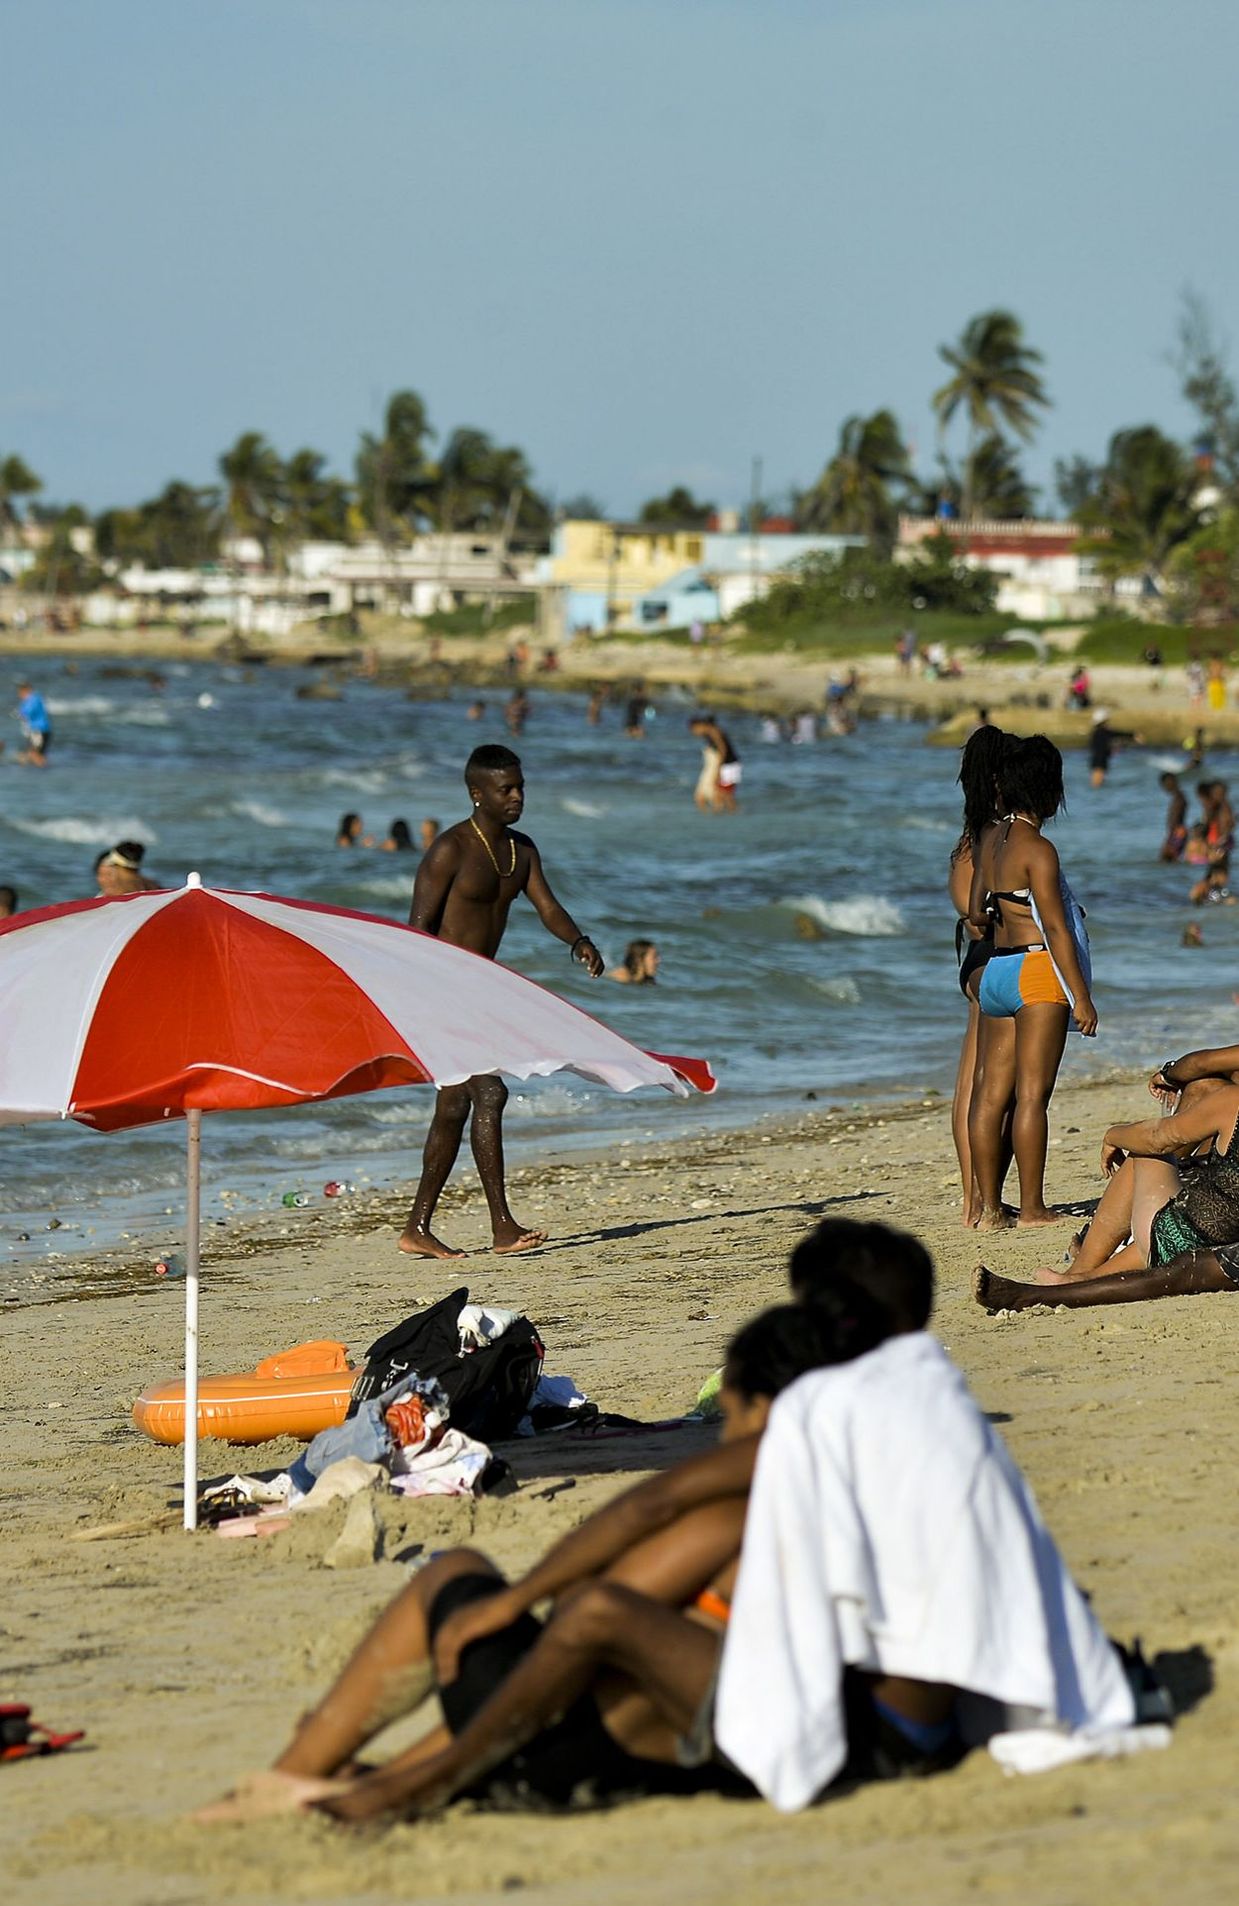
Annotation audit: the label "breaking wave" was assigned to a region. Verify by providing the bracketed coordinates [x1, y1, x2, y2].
[6, 814, 158, 847]
[780, 894, 905, 937]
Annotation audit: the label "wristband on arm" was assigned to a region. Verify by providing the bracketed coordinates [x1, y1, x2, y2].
[570, 935, 592, 959]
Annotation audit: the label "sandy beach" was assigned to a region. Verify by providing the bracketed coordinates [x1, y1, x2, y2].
[4, 1071, 1238, 1906]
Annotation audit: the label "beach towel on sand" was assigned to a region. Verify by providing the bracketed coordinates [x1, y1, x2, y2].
[714, 1335, 1139, 1812]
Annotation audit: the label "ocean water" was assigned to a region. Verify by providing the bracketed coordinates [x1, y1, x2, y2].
[2, 657, 1235, 1293]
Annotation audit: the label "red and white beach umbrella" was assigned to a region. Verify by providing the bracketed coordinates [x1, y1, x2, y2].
[0, 876, 714, 1525]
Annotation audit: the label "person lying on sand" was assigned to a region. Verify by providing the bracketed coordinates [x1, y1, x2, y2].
[974, 1070, 1239, 1312]
[399, 744, 604, 1260]
[195, 1286, 894, 1823]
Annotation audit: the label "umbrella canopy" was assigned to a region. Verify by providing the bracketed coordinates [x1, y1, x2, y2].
[0, 876, 713, 1127]
[0, 877, 714, 1527]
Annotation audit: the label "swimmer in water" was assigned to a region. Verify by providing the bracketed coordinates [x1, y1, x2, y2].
[337, 813, 373, 848]
[94, 843, 158, 896]
[607, 938, 660, 984]
[419, 817, 440, 852]
[689, 715, 741, 813]
[15, 681, 52, 767]
[383, 820, 414, 852]
[1159, 772, 1188, 861]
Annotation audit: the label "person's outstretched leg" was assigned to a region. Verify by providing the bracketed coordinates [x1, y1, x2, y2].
[1128, 1157, 1183, 1262]
[1032, 1158, 1137, 1284]
[195, 1549, 497, 1820]
[316, 1581, 722, 1823]
[969, 1009, 1019, 1229]
[468, 1074, 547, 1253]
[1009, 1003, 1069, 1224]
[975, 1252, 1234, 1312]
[400, 1084, 472, 1257]
[952, 1001, 981, 1226]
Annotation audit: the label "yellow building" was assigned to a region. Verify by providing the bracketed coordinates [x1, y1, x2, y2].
[545, 519, 708, 631]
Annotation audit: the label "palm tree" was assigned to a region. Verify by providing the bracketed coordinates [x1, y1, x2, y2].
[97, 482, 221, 569]
[356, 391, 436, 546]
[433, 429, 548, 534]
[965, 434, 1037, 519]
[284, 449, 352, 543]
[933, 312, 1049, 521]
[218, 432, 284, 563]
[1077, 425, 1202, 593]
[0, 453, 42, 536]
[796, 410, 910, 554]
[638, 485, 715, 528]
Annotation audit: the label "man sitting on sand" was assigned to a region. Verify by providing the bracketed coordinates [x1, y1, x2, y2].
[977, 1041, 1239, 1312]
[400, 744, 604, 1259]
[198, 1221, 1136, 1824]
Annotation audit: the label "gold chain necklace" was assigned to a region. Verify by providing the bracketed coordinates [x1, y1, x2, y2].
[470, 815, 516, 877]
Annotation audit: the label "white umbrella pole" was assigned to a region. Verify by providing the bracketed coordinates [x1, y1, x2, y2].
[182, 1108, 202, 1532]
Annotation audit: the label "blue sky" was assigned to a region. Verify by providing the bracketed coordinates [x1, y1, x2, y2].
[3, 0, 1235, 514]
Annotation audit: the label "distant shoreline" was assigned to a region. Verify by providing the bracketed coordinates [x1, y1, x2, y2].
[3, 621, 1239, 746]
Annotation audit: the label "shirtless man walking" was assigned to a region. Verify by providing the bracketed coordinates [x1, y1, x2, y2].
[400, 743, 604, 1259]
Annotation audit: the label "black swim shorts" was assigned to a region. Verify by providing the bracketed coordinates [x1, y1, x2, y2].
[427, 1573, 729, 1811]
[955, 920, 994, 998]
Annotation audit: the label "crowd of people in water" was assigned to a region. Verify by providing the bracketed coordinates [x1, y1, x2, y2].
[1159, 770, 1237, 904]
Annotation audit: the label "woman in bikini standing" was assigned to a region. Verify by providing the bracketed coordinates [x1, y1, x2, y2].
[967, 736, 1098, 1230]
[948, 725, 1014, 1226]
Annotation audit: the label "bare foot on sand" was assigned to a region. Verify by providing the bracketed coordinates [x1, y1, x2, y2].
[973, 1265, 1044, 1314]
[1017, 1207, 1066, 1228]
[191, 1768, 349, 1824]
[492, 1218, 548, 1255]
[398, 1225, 468, 1259]
[974, 1205, 1015, 1233]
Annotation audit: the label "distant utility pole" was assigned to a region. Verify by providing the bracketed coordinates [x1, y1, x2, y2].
[485, 487, 522, 626]
[749, 455, 762, 608]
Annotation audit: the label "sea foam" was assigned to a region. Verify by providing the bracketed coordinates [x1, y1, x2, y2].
[781, 894, 905, 937]
[6, 814, 158, 846]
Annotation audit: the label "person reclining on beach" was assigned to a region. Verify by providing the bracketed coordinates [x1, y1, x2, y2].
[975, 1043, 1239, 1313]
[196, 1279, 895, 1823]
[198, 1220, 1135, 1823]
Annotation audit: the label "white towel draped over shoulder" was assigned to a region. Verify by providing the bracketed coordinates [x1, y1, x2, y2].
[714, 1335, 1134, 1812]
[1030, 871, 1091, 1014]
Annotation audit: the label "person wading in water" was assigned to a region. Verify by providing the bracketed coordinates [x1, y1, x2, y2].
[400, 744, 604, 1259]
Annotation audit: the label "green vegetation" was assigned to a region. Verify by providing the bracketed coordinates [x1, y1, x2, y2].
[1072, 616, 1239, 665]
[419, 596, 537, 638]
[739, 538, 998, 640]
[637, 485, 714, 527]
[732, 610, 1018, 658]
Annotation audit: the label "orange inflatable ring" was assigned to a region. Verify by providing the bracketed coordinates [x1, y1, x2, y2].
[132, 1340, 356, 1446]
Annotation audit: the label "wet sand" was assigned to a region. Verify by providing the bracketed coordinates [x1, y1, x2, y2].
[4, 1075, 1239, 1906]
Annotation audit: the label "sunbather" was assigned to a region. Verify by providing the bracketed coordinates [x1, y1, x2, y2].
[975, 1070, 1239, 1312]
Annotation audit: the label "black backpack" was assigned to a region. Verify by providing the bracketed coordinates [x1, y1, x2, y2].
[348, 1286, 544, 1443]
